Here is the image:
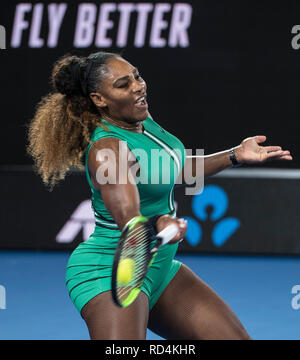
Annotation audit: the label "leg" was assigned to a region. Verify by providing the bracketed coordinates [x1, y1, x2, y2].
[81, 291, 149, 340]
[148, 264, 251, 340]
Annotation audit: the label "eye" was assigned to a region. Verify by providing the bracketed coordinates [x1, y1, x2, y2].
[117, 82, 128, 88]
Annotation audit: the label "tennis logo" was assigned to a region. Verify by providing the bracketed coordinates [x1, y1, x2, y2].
[0, 285, 6, 310]
[0, 25, 5, 49]
[56, 200, 94, 243]
[184, 185, 240, 247]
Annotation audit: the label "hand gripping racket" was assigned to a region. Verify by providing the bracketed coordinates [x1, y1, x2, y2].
[111, 215, 178, 307]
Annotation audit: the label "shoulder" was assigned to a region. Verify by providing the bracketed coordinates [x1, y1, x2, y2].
[88, 122, 130, 151]
[87, 137, 135, 188]
[89, 137, 131, 164]
[90, 122, 113, 142]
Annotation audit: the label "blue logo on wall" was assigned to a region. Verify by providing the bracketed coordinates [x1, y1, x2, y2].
[184, 185, 240, 247]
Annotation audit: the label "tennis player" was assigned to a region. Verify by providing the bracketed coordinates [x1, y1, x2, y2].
[27, 52, 292, 340]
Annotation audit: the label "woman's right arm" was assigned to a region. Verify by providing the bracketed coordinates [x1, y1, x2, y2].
[87, 137, 142, 229]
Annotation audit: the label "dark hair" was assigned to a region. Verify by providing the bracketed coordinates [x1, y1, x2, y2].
[52, 51, 121, 97]
[27, 51, 121, 190]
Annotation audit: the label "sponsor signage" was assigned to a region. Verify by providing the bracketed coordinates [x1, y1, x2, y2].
[176, 173, 300, 255]
[10, 2, 192, 49]
[1, 168, 300, 255]
[1, 0, 300, 170]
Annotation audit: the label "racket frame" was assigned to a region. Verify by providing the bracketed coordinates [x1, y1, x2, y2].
[111, 215, 154, 308]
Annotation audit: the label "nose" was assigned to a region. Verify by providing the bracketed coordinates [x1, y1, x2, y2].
[132, 78, 146, 94]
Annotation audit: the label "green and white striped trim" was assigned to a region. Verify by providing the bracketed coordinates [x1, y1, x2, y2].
[143, 130, 181, 175]
[168, 187, 175, 213]
[94, 212, 119, 228]
[143, 130, 180, 213]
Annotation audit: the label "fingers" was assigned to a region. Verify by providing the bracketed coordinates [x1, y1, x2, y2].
[266, 149, 286, 158]
[178, 218, 188, 235]
[169, 218, 188, 244]
[258, 141, 292, 162]
[265, 146, 282, 153]
[254, 135, 267, 144]
[279, 155, 293, 160]
[269, 154, 293, 161]
[265, 150, 293, 161]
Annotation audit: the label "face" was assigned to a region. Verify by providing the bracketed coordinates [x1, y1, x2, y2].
[90, 57, 148, 123]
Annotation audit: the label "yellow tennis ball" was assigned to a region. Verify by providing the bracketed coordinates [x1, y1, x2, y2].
[117, 258, 135, 285]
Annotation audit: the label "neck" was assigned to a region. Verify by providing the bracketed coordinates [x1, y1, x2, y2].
[102, 113, 143, 133]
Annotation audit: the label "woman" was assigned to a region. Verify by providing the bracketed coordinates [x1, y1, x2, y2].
[27, 51, 292, 340]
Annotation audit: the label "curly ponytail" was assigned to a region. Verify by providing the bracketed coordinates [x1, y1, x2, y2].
[27, 51, 120, 190]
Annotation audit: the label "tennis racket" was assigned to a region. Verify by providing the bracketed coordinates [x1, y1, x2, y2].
[111, 215, 178, 307]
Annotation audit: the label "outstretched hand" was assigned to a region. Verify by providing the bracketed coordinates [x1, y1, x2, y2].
[234, 136, 293, 164]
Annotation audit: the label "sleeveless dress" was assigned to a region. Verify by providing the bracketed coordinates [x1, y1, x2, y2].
[65, 116, 186, 314]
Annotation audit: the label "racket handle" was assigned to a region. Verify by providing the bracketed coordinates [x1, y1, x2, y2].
[157, 224, 179, 246]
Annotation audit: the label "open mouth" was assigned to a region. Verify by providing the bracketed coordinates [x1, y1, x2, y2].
[135, 95, 148, 108]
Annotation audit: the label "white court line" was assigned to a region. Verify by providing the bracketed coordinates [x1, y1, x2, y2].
[214, 168, 300, 179]
[1, 165, 300, 179]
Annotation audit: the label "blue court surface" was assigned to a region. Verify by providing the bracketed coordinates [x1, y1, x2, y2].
[0, 250, 299, 340]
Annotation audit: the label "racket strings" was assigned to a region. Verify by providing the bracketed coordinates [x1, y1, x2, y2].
[119, 225, 150, 260]
[117, 224, 153, 300]
[124, 224, 152, 244]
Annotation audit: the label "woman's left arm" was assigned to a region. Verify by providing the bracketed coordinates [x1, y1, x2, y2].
[180, 135, 292, 182]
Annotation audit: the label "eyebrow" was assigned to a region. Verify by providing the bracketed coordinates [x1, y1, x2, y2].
[113, 68, 139, 86]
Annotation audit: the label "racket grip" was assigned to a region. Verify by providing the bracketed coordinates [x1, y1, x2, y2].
[157, 224, 179, 246]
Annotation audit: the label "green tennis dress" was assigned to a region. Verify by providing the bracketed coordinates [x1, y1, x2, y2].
[65, 116, 186, 314]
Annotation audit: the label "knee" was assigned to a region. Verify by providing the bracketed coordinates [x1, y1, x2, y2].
[212, 322, 252, 340]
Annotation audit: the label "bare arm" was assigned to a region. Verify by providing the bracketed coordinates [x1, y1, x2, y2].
[178, 136, 292, 185]
[184, 149, 233, 180]
[88, 137, 141, 229]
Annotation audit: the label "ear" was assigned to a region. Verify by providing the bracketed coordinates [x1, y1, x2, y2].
[89, 92, 107, 109]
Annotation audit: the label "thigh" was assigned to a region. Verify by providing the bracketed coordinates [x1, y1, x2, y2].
[81, 291, 149, 340]
[148, 264, 251, 340]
